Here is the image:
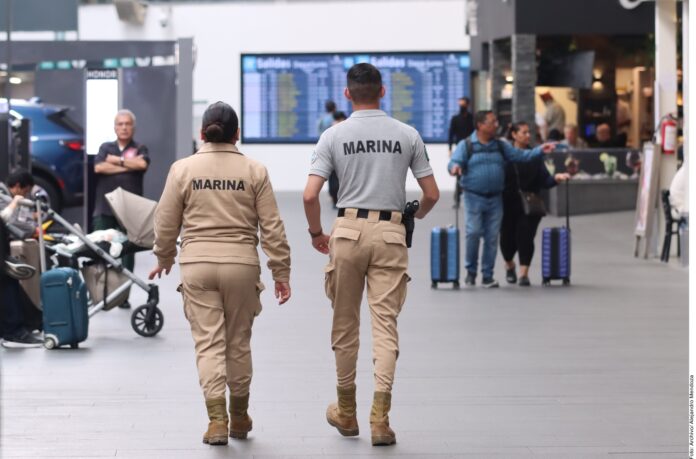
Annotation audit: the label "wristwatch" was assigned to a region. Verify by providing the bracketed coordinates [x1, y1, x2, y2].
[308, 228, 323, 238]
[120, 156, 125, 167]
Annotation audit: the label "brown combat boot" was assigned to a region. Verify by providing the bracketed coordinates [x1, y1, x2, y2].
[370, 391, 396, 446]
[326, 384, 359, 436]
[203, 398, 229, 445]
[229, 393, 253, 439]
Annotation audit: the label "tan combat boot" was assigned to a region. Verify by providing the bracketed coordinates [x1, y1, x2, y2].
[229, 393, 253, 439]
[203, 398, 229, 445]
[326, 384, 359, 436]
[370, 391, 396, 446]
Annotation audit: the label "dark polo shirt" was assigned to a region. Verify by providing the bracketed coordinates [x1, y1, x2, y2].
[93, 139, 150, 217]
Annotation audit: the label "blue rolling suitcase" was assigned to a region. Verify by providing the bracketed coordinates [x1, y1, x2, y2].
[542, 181, 571, 286]
[41, 267, 89, 349]
[431, 192, 460, 289]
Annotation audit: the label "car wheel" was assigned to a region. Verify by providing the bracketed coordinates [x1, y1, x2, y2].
[32, 176, 62, 213]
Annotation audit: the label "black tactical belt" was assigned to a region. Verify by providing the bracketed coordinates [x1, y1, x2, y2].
[338, 208, 395, 221]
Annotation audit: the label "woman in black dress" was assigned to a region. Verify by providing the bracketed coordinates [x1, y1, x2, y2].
[500, 122, 569, 286]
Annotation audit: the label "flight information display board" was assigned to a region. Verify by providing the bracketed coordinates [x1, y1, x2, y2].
[241, 52, 470, 143]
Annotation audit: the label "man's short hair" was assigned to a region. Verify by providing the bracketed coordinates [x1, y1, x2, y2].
[325, 100, 337, 113]
[115, 109, 136, 126]
[347, 63, 382, 104]
[459, 97, 470, 104]
[474, 110, 494, 128]
[6, 169, 34, 189]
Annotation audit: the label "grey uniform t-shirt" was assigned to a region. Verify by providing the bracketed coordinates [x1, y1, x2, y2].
[309, 110, 433, 211]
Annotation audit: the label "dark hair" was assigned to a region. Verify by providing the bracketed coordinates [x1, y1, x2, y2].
[474, 110, 494, 128]
[547, 128, 564, 141]
[347, 63, 382, 103]
[201, 101, 239, 143]
[325, 100, 336, 113]
[6, 168, 34, 189]
[333, 111, 347, 122]
[507, 121, 529, 141]
[459, 97, 470, 104]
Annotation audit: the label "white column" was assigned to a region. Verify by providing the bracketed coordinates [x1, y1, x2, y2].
[683, 0, 690, 226]
[653, 0, 679, 256]
[655, 0, 679, 126]
[684, 0, 690, 167]
[686, 1, 694, 446]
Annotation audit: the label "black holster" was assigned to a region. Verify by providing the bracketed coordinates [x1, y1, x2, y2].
[402, 200, 420, 248]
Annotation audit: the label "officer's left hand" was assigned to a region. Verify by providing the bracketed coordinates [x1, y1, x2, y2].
[148, 265, 171, 280]
[312, 234, 330, 254]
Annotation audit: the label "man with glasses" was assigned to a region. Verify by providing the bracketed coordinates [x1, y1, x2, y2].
[448, 111, 556, 288]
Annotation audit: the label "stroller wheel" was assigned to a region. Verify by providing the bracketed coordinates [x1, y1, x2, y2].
[131, 305, 164, 337]
[44, 336, 57, 350]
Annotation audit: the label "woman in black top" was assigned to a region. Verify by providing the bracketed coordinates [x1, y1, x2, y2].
[500, 122, 569, 286]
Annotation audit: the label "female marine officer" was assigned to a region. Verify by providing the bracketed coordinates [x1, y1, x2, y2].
[149, 101, 291, 446]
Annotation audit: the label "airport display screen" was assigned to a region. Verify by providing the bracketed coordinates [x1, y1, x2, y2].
[241, 52, 470, 143]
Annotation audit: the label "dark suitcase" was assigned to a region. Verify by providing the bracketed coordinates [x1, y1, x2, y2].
[431, 184, 460, 289]
[41, 267, 89, 349]
[541, 181, 571, 286]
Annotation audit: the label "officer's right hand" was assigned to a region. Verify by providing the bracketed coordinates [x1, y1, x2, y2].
[148, 265, 171, 280]
[275, 281, 291, 305]
[449, 164, 462, 176]
[312, 234, 330, 254]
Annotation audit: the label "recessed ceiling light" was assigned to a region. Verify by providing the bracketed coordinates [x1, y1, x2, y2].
[9, 77, 22, 85]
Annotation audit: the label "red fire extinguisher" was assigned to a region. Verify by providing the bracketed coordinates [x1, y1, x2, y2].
[659, 114, 678, 154]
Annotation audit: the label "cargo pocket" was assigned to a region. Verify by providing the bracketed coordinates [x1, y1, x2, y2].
[397, 273, 412, 312]
[382, 231, 406, 247]
[324, 264, 336, 304]
[254, 281, 265, 316]
[176, 283, 191, 321]
[332, 227, 361, 243]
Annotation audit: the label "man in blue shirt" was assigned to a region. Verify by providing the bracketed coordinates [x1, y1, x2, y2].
[448, 111, 555, 288]
[317, 100, 337, 135]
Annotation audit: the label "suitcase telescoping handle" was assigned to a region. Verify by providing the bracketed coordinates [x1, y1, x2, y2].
[35, 199, 47, 273]
[565, 179, 570, 230]
[455, 177, 461, 230]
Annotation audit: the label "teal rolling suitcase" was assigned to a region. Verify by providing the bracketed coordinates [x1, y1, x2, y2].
[41, 267, 89, 349]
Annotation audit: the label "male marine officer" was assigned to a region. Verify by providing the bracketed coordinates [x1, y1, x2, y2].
[303, 63, 440, 446]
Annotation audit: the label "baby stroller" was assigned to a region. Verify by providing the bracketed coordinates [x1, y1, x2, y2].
[37, 187, 164, 343]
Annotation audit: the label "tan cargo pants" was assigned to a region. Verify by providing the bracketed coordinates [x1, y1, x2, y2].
[324, 209, 410, 393]
[179, 262, 264, 400]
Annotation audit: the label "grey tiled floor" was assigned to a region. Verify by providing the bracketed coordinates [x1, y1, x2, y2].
[1, 192, 687, 458]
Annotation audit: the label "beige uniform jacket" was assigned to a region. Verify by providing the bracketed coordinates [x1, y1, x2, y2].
[153, 143, 291, 282]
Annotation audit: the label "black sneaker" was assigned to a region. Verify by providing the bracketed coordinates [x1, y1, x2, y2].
[119, 300, 131, 309]
[481, 277, 499, 289]
[465, 272, 476, 286]
[506, 267, 517, 284]
[2, 330, 43, 348]
[518, 276, 531, 287]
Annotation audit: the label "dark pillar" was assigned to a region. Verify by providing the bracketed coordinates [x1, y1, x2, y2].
[512, 34, 537, 133]
[489, 39, 510, 113]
